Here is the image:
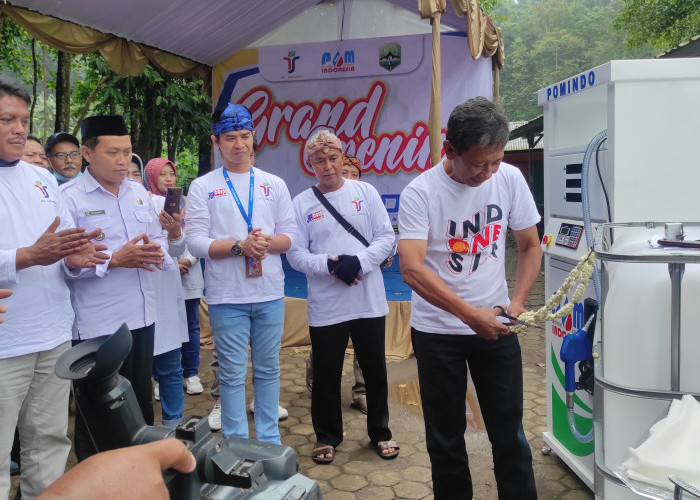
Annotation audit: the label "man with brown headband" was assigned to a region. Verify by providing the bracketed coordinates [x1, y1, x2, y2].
[341, 155, 362, 180]
[287, 129, 398, 464]
[305, 154, 370, 414]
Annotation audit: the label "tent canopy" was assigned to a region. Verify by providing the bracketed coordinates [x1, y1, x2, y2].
[2, 0, 503, 166]
[4, 0, 476, 67]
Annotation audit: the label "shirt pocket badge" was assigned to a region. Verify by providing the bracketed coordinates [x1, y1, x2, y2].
[76, 214, 112, 243]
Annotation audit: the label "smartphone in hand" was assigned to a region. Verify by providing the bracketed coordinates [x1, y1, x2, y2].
[163, 187, 183, 216]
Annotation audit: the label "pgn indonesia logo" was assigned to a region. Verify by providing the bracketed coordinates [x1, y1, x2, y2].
[321, 50, 355, 73]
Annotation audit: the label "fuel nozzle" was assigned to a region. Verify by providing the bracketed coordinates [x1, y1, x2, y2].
[560, 314, 595, 406]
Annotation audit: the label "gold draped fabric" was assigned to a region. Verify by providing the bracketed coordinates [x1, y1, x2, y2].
[0, 4, 206, 79]
[417, 0, 505, 163]
[449, 0, 504, 100]
[418, 0, 446, 168]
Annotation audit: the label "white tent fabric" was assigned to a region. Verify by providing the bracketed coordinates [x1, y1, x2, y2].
[250, 0, 453, 49]
[6, 0, 465, 66]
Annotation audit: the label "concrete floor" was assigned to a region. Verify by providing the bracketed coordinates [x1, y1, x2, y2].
[10, 234, 595, 499]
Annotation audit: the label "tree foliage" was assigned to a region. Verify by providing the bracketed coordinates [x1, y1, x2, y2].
[0, 15, 57, 136]
[72, 54, 211, 166]
[494, 0, 654, 121]
[612, 0, 700, 53]
[2, 18, 211, 182]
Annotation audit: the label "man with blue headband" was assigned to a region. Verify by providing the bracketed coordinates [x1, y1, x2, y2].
[185, 104, 295, 444]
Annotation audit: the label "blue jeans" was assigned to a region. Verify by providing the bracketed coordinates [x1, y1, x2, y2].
[411, 329, 536, 500]
[153, 348, 184, 427]
[181, 298, 201, 378]
[208, 299, 284, 443]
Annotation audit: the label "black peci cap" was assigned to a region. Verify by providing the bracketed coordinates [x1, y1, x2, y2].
[80, 115, 128, 142]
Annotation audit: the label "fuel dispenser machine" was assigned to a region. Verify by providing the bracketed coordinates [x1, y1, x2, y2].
[538, 58, 700, 498]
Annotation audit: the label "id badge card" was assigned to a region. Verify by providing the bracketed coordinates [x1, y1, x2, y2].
[246, 256, 263, 278]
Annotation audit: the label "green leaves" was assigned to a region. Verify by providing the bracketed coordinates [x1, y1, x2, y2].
[69, 52, 211, 162]
[612, 0, 700, 53]
[495, 0, 653, 121]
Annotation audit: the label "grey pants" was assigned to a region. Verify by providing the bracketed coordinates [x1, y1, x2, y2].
[0, 342, 72, 498]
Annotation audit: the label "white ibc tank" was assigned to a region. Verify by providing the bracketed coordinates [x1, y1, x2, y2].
[601, 228, 700, 393]
[597, 225, 700, 491]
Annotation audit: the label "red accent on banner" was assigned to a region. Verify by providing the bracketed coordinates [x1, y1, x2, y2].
[239, 81, 440, 176]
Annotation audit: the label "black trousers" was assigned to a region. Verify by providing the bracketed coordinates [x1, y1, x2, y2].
[309, 316, 392, 448]
[73, 324, 155, 461]
[411, 329, 537, 500]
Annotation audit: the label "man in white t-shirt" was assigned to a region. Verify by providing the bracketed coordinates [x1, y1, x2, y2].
[0, 77, 105, 498]
[398, 97, 542, 499]
[186, 104, 295, 444]
[287, 129, 398, 464]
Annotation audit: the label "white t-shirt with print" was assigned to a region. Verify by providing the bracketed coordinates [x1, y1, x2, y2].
[185, 166, 296, 305]
[287, 179, 394, 327]
[0, 161, 73, 358]
[399, 161, 540, 335]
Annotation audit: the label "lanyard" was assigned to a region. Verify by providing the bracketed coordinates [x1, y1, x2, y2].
[222, 166, 254, 232]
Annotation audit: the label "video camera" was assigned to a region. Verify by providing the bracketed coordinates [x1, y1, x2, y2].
[55, 324, 321, 500]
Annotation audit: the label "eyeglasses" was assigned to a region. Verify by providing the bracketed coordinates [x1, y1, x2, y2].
[51, 151, 81, 161]
[24, 152, 47, 161]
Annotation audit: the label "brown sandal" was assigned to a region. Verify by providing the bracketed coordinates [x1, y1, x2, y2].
[312, 443, 335, 464]
[350, 395, 368, 414]
[375, 440, 400, 459]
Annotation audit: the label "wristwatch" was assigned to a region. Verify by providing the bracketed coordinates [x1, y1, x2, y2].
[231, 241, 243, 256]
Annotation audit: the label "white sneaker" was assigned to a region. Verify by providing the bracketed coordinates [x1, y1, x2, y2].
[153, 381, 160, 401]
[208, 402, 222, 431]
[248, 399, 289, 421]
[184, 375, 203, 395]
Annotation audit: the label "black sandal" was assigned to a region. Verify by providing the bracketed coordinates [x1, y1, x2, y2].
[312, 443, 335, 464]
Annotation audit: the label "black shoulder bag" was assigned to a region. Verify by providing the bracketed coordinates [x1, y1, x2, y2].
[311, 185, 392, 268]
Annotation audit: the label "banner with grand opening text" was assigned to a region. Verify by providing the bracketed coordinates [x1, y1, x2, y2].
[212, 33, 493, 225]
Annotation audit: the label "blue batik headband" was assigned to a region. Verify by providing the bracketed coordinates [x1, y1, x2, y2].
[212, 104, 254, 136]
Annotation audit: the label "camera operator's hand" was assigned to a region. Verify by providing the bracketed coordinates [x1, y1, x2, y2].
[37, 438, 196, 500]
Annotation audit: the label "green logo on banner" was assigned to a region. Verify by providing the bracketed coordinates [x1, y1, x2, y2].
[379, 42, 401, 71]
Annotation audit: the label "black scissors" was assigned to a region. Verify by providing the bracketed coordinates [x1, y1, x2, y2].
[493, 305, 526, 326]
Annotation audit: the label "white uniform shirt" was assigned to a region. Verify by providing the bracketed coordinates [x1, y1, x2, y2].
[151, 195, 188, 355]
[287, 179, 394, 327]
[0, 161, 73, 358]
[60, 170, 175, 339]
[179, 248, 204, 301]
[185, 166, 295, 305]
[399, 162, 540, 335]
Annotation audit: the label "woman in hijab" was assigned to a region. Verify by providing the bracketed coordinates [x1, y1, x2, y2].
[145, 158, 189, 427]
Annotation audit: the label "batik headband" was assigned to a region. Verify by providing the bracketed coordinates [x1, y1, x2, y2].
[304, 130, 343, 156]
[212, 103, 254, 136]
[343, 156, 362, 170]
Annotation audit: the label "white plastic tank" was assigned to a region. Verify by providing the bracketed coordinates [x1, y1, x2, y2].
[601, 227, 700, 393]
[596, 224, 700, 496]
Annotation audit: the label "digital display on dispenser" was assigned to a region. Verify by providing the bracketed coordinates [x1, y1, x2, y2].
[555, 223, 583, 249]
